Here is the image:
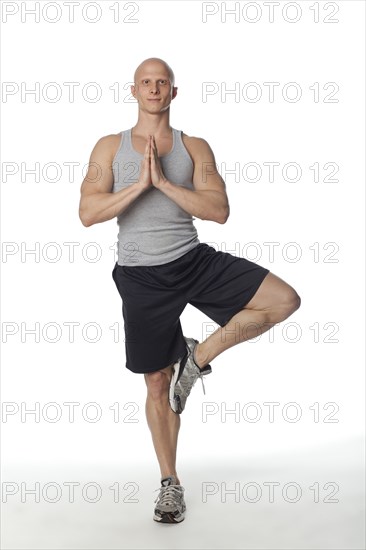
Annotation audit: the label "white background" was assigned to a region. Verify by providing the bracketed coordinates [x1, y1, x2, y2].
[1, 1, 365, 549]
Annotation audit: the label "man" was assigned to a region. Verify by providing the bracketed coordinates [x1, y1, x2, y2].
[79, 57, 301, 524]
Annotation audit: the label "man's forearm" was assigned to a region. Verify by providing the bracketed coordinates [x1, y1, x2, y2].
[158, 180, 229, 224]
[79, 182, 148, 227]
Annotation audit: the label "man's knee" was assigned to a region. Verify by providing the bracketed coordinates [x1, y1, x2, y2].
[261, 281, 301, 323]
[144, 366, 173, 401]
[279, 286, 301, 319]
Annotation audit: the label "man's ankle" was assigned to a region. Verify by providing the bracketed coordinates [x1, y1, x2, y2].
[161, 474, 180, 485]
[193, 342, 209, 369]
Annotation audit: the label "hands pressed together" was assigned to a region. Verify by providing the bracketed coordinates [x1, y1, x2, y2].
[139, 135, 168, 190]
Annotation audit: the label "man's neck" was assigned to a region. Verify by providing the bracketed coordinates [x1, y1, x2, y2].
[132, 110, 172, 138]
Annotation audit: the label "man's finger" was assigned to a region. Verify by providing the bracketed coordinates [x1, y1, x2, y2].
[150, 139, 155, 161]
[150, 139, 158, 163]
[152, 135, 158, 154]
[144, 138, 150, 160]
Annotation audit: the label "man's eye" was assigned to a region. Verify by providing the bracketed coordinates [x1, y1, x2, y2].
[143, 80, 149, 84]
[160, 80, 167, 84]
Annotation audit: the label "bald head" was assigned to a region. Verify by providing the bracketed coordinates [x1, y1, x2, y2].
[134, 57, 175, 86]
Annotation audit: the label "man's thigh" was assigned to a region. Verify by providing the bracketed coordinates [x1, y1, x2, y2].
[186, 244, 270, 327]
[112, 263, 187, 374]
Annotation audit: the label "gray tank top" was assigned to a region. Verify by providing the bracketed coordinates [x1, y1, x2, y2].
[112, 128, 200, 266]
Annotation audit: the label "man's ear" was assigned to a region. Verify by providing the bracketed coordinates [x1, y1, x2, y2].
[131, 84, 136, 98]
[172, 86, 178, 100]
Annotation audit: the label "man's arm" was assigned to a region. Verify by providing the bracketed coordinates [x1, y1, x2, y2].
[153, 136, 230, 224]
[79, 135, 150, 227]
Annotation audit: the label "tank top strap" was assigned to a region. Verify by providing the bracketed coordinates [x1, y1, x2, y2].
[120, 128, 134, 153]
[173, 128, 185, 151]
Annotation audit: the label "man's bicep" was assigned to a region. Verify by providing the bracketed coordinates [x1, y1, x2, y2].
[192, 139, 227, 196]
[80, 136, 115, 196]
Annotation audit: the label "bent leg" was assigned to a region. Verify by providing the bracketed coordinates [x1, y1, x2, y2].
[144, 364, 181, 483]
[194, 272, 301, 367]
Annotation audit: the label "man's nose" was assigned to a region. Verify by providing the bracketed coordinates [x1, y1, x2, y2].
[150, 85, 159, 94]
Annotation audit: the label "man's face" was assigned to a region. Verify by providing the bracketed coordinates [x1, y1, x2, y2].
[131, 62, 177, 114]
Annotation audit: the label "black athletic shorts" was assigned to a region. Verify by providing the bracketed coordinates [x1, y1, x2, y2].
[112, 243, 270, 374]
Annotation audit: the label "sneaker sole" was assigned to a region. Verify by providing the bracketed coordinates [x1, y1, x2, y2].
[173, 338, 212, 413]
[169, 349, 189, 413]
[153, 512, 185, 523]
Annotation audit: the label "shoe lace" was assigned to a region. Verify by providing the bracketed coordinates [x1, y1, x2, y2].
[198, 370, 206, 395]
[198, 376, 206, 395]
[154, 484, 184, 505]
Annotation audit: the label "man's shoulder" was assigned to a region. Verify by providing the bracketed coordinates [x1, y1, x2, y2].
[181, 133, 212, 154]
[97, 131, 123, 146]
[181, 132, 214, 160]
[181, 132, 208, 146]
[93, 132, 123, 160]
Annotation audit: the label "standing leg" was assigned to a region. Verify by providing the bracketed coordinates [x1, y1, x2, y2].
[144, 364, 181, 483]
[194, 272, 301, 367]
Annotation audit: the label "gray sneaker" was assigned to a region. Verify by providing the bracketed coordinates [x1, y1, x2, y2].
[169, 337, 212, 414]
[153, 476, 186, 523]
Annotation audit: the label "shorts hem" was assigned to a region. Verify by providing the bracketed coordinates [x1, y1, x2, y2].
[125, 345, 188, 375]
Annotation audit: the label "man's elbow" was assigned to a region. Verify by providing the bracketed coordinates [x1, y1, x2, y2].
[217, 206, 230, 224]
[79, 208, 94, 228]
[81, 218, 93, 228]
